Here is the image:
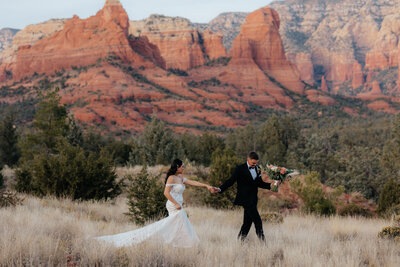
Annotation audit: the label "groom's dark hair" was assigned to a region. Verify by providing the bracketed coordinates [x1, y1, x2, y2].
[247, 151, 259, 160]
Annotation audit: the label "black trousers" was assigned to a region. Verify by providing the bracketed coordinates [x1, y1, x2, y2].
[238, 204, 265, 241]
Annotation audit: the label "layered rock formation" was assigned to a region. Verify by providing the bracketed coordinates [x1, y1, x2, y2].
[1, 1, 164, 81]
[130, 15, 227, 70]
[1, 0, 398, 135]
[0, 20, 66, 64]
[0, 28, 19, 55]
[269, 0, 400, 99]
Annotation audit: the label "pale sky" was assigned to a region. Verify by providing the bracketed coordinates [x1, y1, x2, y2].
[0, 0, 274, 30]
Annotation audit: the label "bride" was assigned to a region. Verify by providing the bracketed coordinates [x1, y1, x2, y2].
[95, 159, 215, 248]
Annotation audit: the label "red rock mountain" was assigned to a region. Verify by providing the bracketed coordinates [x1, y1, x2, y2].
[268, 0, 400, 112]
[0, 0, 397, 134]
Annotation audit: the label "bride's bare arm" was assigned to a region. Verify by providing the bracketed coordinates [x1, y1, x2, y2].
[184, 179, 214, 192]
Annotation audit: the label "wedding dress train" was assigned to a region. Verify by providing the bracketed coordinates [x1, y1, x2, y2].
[95, 182, 199, 248]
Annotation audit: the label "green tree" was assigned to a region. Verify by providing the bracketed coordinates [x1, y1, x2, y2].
[16, 88, 121, 200]
[203, 147, 241, 209]
[226, 124, 257, 159]
[126, 165, 167, 225]
[381, 115, 400, 179]
[377, 179, 400, 215]
[19, 140, 121, 200]
[258, 115, 299, 166]
[197, 133, 225, 166]
[18, 88, 69, 162]
[129, 115, 183, 166]
[0, 113, 20, 167]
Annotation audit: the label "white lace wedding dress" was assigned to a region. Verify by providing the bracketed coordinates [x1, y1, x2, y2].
[95, 181, 200, 248]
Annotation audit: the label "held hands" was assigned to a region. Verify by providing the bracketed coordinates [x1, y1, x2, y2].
[207, 185, 220, 194]
[174, 203, 182, 210]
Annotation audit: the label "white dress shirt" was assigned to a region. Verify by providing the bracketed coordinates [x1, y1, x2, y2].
[247, 162, 257, 180]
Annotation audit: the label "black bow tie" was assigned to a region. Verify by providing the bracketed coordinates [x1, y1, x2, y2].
[249, 167, 255, 170]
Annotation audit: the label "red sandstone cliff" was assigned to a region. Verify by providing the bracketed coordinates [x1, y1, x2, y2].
[129, 15, 227, 70]
[0, 0, 151, 81]
[228, 8, 304, 95]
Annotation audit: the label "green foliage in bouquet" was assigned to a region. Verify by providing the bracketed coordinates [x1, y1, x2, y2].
[291, 171, 336, 216]
[126, 165, 167, 225]
[377, 179, 400, 216]
[204, 147, 241, 209]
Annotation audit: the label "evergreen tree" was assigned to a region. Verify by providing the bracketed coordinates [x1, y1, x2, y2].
[226, 124, 257, 159]
[15, 88, 121, 200]
[126, 165, 167, 225]
[197, 133, 225, 166]
[0, 113, 20, 167]
[18, 88, 69, 162]
[203, 147, 241, 209]
[377, 179, 400, 215]
[129, 115, 183, 166]
[258, 115, 299, 166]
[381, 115, 400, 180]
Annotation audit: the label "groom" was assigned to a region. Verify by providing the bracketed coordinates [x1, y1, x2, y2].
[215, 151, 278, 241]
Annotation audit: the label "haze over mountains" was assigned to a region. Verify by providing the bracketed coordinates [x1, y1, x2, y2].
[0, 0, 399, 134]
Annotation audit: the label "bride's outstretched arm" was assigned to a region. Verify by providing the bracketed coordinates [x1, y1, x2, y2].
[184, 179, 214, 192]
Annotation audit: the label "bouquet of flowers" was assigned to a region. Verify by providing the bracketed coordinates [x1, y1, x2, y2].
[264, 164, 298, 192]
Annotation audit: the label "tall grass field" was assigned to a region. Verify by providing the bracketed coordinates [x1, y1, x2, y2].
[1, 194, 399, 266]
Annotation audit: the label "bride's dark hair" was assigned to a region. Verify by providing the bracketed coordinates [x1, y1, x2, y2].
[165, 159, 183, 184]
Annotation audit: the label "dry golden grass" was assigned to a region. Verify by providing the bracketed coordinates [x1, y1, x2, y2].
[1, 194, 400, 266]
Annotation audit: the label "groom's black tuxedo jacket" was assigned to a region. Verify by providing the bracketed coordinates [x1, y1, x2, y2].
[219, 163, 271, 207]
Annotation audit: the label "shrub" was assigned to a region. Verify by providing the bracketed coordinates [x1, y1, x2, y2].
[260, 212, 283, 224]
[0, 190, 23, 208]
[339, 203, 373, 217]
[314, 198, 336, 216]
[167, 68, 188, 76]
[291, 172, 336, 216]
[16, 141, 121, 200]
[14, 167, 33, 193]
[377, 179, 400, 215]
[378, 226, 400, 241]
[383, 204, 400, 219]
[203, 147, 241, 209]
[126, 165, 167, 225]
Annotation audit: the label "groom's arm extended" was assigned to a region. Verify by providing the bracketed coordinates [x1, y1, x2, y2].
[218, 166, 239, 193]
[256, 177, 271, 190]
